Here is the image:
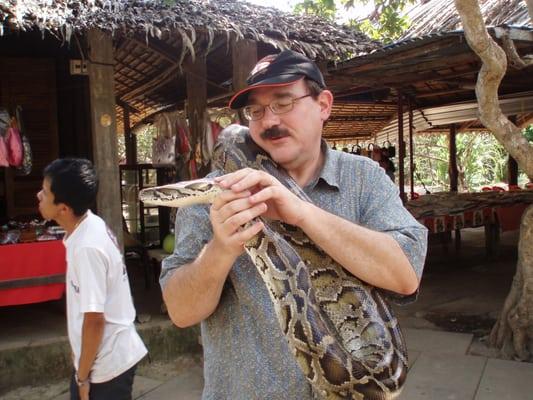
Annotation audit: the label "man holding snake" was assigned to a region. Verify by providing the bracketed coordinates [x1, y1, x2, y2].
[160, 50, 427, 399]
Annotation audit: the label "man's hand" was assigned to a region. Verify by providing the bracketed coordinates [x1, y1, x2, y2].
[215, 168, 308, 227]
[78, 381, 90, 400]
[210, 186, 266, 259]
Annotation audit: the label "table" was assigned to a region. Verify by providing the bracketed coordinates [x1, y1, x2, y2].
[415, 203, 528, 234]
[0, 240, 66, 306]
[406, 192, 533, 255]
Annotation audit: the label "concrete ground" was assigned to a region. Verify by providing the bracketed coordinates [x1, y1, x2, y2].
[2, 227, 532, 399]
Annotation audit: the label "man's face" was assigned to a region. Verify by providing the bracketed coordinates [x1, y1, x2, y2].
[37, 177, 61, 221]
[247, 80, 332, 172]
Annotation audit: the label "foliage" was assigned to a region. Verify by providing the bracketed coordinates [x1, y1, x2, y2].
[524, 124, 533, 142]
[412, 132, 524, 193]
[294, 0, 337, 19]
[117, 124, 155, 164]
[292, 0, 416, 43]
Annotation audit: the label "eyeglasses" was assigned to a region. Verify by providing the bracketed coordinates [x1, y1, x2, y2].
[242, 94, 312, 121]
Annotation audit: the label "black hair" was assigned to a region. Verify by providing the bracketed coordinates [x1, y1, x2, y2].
[43, 158, 98, 216]
[304, 78, 324, 99]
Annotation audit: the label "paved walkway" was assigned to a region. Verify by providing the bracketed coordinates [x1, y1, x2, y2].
[38, 328, 531, 400]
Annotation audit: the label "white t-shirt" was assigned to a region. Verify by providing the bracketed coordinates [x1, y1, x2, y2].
[64, 210, 147, 383]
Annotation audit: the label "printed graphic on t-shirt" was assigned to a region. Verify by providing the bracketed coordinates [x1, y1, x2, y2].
[70, 279, 80, 294]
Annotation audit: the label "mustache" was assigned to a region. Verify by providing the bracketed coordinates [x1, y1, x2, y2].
[260, 127, 289, 140]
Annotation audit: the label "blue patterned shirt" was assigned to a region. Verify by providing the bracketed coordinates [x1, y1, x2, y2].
[161, 144, 427, 400]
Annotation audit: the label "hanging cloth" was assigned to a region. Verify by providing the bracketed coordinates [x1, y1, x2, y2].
[152, 112, 177, 166]
[0, 109, 9, 167]
[6, 123, 23, 167]
[201, 113, 214, 166]
[15, 106, 32, 176]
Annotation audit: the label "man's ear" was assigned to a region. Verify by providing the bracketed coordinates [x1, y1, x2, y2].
[58, 203, 73, 217]
[318, 90, 333, 121]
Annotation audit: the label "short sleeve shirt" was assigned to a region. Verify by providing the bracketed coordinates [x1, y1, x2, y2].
[161, 145, 428, 400]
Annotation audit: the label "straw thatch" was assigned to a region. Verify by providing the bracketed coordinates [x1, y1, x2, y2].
[401, 0, 531, 39]
[1, 0, 382, 131]
[0, 0, 379, 60]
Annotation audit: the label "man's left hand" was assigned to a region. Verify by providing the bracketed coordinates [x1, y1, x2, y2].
[78, 381, 90, 400]
[215, 168, 309, 227]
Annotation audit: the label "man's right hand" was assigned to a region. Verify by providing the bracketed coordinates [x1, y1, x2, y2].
[210, 189, 266, 259]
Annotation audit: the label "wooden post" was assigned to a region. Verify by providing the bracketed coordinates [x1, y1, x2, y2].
[408, 97, 415, 200]
[124, 107, 136, 165]
[397, 93, 406, 202]
[231, 39, 257, 125]
[449, 124, 459, 192]
[508, 156, 519, 186]
[448, 124, 460, 250]
[507, 115, 518, 186]
[87, 29, 123, 248]
[185, 53, 207, 175]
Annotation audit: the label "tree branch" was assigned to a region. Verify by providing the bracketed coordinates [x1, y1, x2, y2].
[454, 0, 533, 180]
[501, 32, 533, 69]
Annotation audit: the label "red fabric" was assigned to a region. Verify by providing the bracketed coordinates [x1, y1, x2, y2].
[0, 240, 66, 306]
[495, 204, 529, 232]
[421, 207, 496, 234]
[420, 204, 531, 234]
[6, 127, 23, 167]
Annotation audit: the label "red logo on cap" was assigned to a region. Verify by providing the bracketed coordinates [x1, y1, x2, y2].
[250, 54, 277, 77]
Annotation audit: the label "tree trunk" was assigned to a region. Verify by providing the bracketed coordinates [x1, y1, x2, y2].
[489, 205, 533, 360]
[454, 0, 533, 360]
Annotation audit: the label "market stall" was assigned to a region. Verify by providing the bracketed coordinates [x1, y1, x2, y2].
[406, 190, 533, 254]
[0, 238, 66, 306]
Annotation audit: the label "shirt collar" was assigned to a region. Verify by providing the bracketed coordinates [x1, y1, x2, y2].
[314, 140, 340, 189]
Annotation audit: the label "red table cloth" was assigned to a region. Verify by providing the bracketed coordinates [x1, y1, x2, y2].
[0, 240, 66, 306]
[418, 204, 528, 234]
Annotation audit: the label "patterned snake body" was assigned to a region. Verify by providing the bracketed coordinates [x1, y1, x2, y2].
[140, 125, 408, 399]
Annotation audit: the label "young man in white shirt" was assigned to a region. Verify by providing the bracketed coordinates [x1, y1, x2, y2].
[38, 158, 147, 400]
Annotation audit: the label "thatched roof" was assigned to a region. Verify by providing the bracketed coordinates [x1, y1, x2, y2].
[0, 0, 380, 132]
[0, 0, 379, 60]
[324, 25, 533, 141]
[401, 0, 531, 39]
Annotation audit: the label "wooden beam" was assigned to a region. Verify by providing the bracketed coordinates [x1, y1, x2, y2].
[328, 115, 392, 122]
[416, 87, 474, 98]
[116, 98, 140, 114]
[397, 93, 406, 202]
[124, 107, 136, 165]
[508, 115, 518, 186]
[323, 134, 373, 141]
[336, 37, 460, 75]
[129, 36, 230, 93]
[493, 27, 533, 42]
[231, 39, 257, 125]
[449, 124, 459, 192]
[408, 98, 415, 199]
[120, 63, 181, 102]
[186, 53, 207, 173]
[87, 29, 123, 247]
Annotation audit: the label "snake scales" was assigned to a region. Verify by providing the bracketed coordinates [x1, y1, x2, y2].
[140, 125, 408, 399]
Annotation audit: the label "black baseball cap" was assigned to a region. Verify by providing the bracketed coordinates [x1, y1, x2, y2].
[228, 50, 326, 109]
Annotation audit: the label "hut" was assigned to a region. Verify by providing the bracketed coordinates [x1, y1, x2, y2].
[0, 0, 378, 305]
[325, 0, 533, 251]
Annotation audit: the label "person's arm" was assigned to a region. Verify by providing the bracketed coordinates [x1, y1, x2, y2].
[163, 239, 237, 328]
[71, 248, 109, 399]
[76, 312, 105, 400]
[216, 167, 424, 296]
[163, 189, 266, 328]
[298, 202, 418, 294]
